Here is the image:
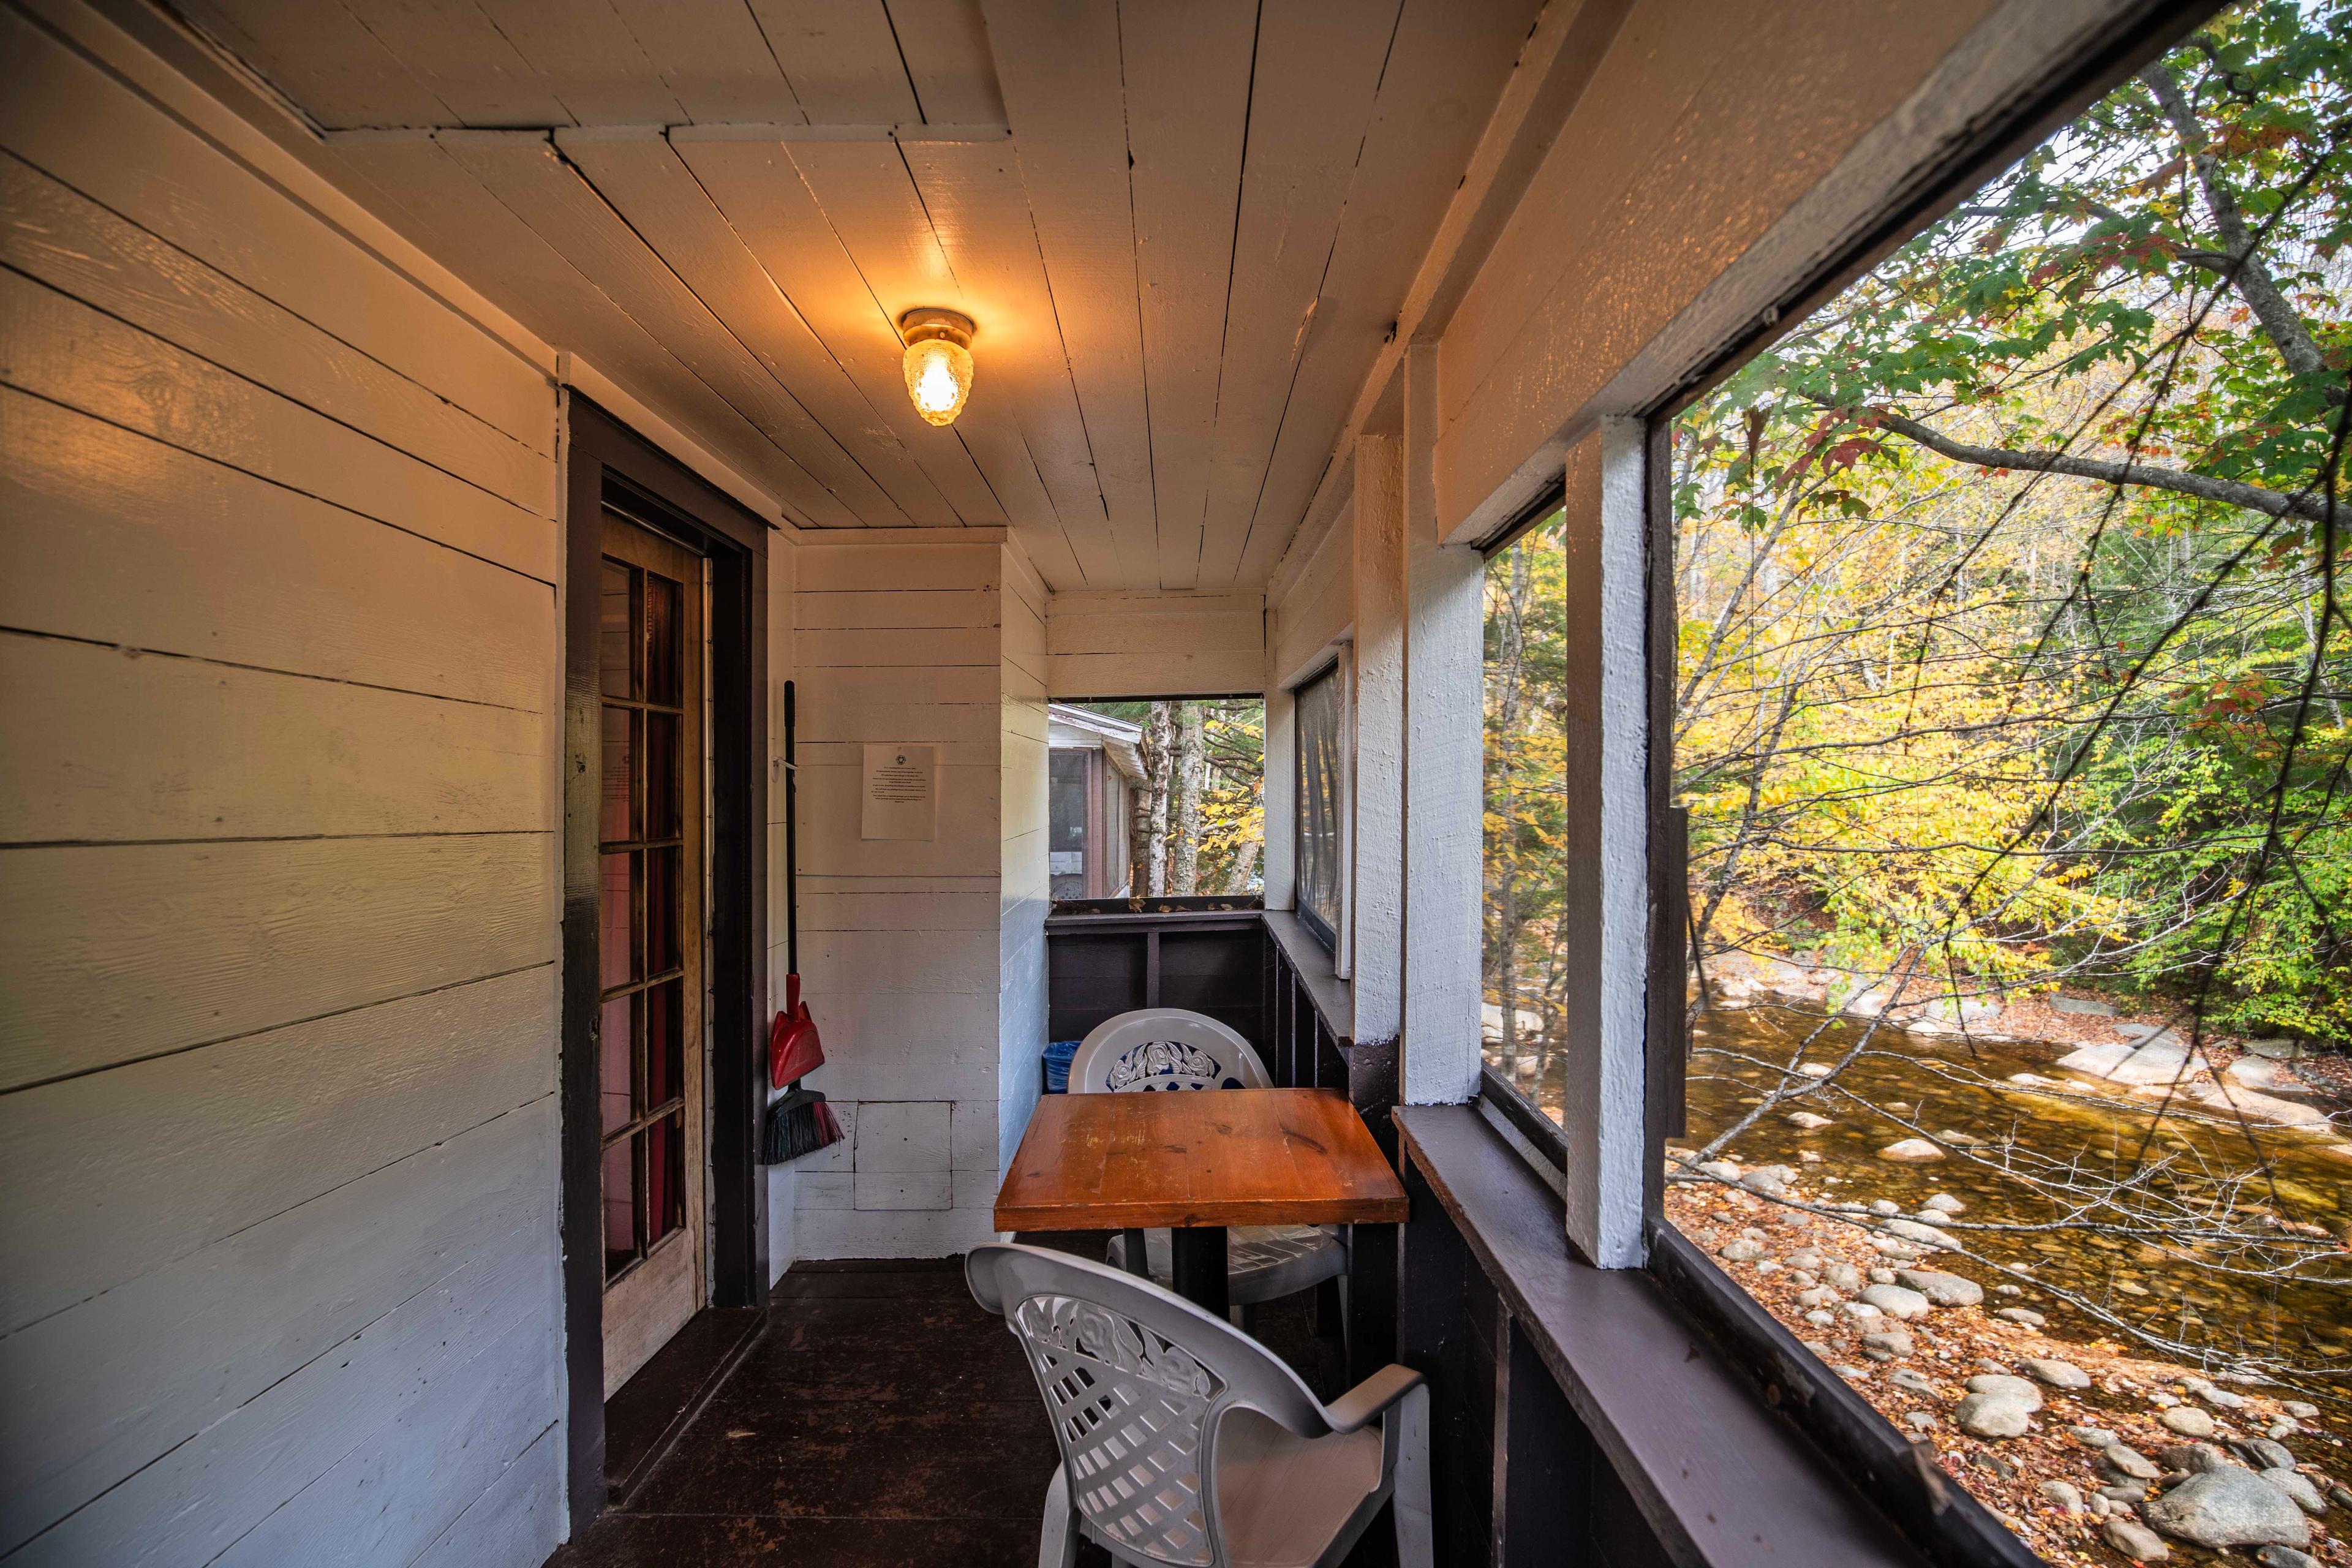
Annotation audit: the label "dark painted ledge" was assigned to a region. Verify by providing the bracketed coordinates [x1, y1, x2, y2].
[1263, 908, 1352, 1042]
[1394, 1104, 1928, 1568]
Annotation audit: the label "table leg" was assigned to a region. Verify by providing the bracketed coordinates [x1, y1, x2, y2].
[1168, 1227, 1228, 1317]
[1120, 1229, 1150, 1279]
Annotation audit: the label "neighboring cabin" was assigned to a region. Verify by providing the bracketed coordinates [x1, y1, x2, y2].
[1046, 703, 1142, 900]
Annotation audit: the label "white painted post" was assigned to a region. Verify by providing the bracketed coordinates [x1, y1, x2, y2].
[1351, 433, 1406, 1048]
[1557, 418, 1651, 1265]
[1261, 683, 1296, 911]
[1400, 344, 1485, 1106]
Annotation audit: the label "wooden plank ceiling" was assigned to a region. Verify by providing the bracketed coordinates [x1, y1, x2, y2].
[187, 0, 1540, 590]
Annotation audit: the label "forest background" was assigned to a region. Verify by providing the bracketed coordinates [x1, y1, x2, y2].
[1483, 0, 2350, 1079]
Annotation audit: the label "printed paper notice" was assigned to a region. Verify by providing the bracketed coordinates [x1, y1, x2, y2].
[860, 744, 937, 840]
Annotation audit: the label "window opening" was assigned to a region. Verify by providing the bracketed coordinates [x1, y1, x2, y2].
[1048, 699, 1266, 901]
[1483, 507, 1570, 1127]
[1662, 4, 2351, 1550]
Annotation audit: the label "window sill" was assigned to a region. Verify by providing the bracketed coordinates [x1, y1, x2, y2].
[1394, 1104, 1929, 1567]
[1261, 909, 1352, 1043]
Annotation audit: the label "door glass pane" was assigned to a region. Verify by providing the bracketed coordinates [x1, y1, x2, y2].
[644, 572, 682, 706]
[603, 1137, 636, 1276]
[646, 848, 679, 976]
[600, 993, 633, 1134]
[646, 979, 682, 1109]
[646, 1117, 682, 1245]
[601, 707, 636, 843]
[645, 712, 680, 839]
[600, 852, 637, 989]
[600, 562, 637, 700]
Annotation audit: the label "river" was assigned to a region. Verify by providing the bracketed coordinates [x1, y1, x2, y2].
[1680, 1001, 2352, 1409]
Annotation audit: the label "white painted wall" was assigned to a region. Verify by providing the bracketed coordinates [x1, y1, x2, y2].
[1049, 590, 1265, 698]
[0, 5, 564, 1563]
[783, 538, 1044, 1257]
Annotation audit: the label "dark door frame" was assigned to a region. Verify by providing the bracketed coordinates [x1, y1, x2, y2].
[560, 393, 769, 1532]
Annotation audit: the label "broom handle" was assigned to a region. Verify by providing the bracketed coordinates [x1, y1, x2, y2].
[784, 678, 798, 976]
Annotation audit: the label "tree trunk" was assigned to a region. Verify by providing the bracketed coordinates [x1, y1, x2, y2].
[1170, 702, 1204, 895]
[1138, 701, 1172, 896]
[1220, 836, 1262, 895]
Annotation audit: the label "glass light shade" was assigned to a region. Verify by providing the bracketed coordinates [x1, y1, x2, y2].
[903, 336, 973, 426]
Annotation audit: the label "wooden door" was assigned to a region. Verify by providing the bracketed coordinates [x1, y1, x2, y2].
[597, 511, 706, 1395]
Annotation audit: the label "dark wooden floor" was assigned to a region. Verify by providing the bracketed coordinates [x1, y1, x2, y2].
[552, 1237, 1348, 1568]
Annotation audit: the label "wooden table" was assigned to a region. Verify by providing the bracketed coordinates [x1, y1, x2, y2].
[995, 1088, 1408, 1315]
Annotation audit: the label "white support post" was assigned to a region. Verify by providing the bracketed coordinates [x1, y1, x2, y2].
[1557, 417, 1651, 1265]
[1400, 343, 1485, 1106]
[1350, 434, 1407, 1047]
[1261, 682, 1296, 912]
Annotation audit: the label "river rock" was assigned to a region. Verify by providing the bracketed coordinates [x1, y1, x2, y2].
[2267, 1419, 2300, 1439]
[1894, 1268, 1982, 1307]
[1882, 1218, 1961, 1250]
[1797, 1286, 1839, 1308]
[1697, 1159, 1741, 1183]
[2234, 1438, 2296, 1471]
[2051, 996, 2117, 1017]
[2162, 1406, 2218, 1438]
[2281, 1401, 2318, 1420]
[1861, 1329, 1913, 1358]
[1922, 1193, 1965, 1214]
[1954, 1392, 2033, 1438]
[1717, 1238, 1763, 1262]
[2104, 1518, 2171, 1561]
[2241, 1038, 2307, 1061]
[1994, 1307, 2046, 1327]
[1860, 1283, 1931, 1320]
[1892, 1369, 1940, 1395]
[2261, 1468, 2326, 1517]
[2059, 1028, 2198, 1086]
[2103, 1444, 2163, 1480]
[1838, 1300, 1883, 1321]
[1785, 1110, 1833, 1129]
[2102, 1482, 2150, 1504]
[1966, 1374, 2044, 1411]
[1876, 1137, 1945, 1162]
[1741, 1164, 1797, 1194]
[1804, 1309, 1834, 1326]
[2143, 1467, 2311, 1549]
[2019, 1358, 2090, 1389]
[1823, 1262, 1864, 1292]
[2188, 1378, 2247, 1410]
[2255, 1547, 2320, 1568]
[2038, 1479, 2085, 1515]
[2068, 1425, 2119, 1447]
[1867, 1199, 1902, 1216]
[2160, 1444, 2239, 1474]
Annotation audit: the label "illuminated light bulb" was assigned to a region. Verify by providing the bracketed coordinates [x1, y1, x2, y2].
[897, 309, 976, 427]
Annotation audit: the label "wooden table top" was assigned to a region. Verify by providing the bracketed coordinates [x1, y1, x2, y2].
[994, 1087, 1409, 1232]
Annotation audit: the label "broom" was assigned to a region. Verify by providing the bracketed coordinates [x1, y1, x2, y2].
[758, 679, 845, 1166]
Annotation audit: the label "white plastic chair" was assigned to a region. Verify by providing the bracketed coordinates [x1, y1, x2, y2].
[1071, 1009, 1346, 1308]
[967, 1242, 1432, 1568]
[1068, 1008, 1271, 1093]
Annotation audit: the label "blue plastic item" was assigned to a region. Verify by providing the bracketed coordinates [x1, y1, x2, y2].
[1042, 1039, 1080, 1094]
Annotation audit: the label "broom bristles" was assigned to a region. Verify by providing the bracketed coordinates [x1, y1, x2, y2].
[760, 1088, 843, 1165]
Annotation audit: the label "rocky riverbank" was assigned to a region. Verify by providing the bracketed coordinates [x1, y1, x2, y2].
[1665, 1164, 2350, 1566]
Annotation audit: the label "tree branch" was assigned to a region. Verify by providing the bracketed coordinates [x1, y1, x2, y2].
[1874, 409, 2333, 520]
[2139, 61, 2335, 390]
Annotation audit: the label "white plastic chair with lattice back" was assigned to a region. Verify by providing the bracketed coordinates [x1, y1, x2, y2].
[967, 1242, 1432, 1568]
[1070, 1009, 1348, 1307]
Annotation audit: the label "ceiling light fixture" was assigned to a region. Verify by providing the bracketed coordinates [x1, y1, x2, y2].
[899, 307, 976, 427]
